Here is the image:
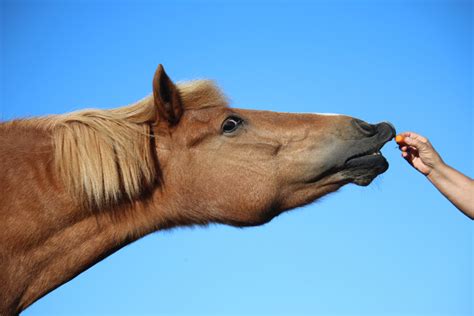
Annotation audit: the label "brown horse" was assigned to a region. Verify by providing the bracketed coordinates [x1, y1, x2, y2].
[0, 65, 395, 315]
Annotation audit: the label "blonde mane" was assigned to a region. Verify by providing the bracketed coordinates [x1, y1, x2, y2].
[51, 80, 227, 210]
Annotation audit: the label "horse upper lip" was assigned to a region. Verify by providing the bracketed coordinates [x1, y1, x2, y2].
[345, 122, 395, 164]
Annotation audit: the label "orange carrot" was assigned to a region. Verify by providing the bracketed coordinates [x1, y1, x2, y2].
[395, 135, 405, 144]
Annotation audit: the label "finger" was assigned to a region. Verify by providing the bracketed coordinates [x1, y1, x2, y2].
[402, 152, 415, 166]
[401, 131, 428, 143]
[399, 145, 408, 151]
[402, 150, 415, 159]
[404, 136, 427, 150]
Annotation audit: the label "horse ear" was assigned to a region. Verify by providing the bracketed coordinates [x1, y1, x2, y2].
[153, 64, 183, 125]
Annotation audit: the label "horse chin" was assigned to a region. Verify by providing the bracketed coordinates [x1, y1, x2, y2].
[341, 154, 389, 186]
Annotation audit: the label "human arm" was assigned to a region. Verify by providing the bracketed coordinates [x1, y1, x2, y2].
[398, 132, 474, 220]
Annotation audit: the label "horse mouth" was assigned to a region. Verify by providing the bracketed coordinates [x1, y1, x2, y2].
[341, 124, 395, 186]
[343, 150, 389, 186]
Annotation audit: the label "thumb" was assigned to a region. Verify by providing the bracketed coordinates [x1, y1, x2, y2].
[404, 136, 428, 150]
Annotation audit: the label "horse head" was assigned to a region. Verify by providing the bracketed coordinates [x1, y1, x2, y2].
[152, 65, 395, 227]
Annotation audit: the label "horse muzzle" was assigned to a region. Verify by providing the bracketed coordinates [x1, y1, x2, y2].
[341, 121, 396, 186]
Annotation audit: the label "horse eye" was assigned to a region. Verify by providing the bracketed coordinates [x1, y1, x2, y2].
[222, 116, 243, 134]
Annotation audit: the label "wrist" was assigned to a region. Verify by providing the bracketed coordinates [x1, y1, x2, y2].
[427, 161, 448, 183]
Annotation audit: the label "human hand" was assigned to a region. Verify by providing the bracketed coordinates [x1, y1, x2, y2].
[397, 132, 444, 176]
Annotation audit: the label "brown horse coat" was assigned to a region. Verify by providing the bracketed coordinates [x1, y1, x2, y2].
[0, 65, 395, 314]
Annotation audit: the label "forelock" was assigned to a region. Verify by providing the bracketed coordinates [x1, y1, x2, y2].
[177, 80, 229, 110]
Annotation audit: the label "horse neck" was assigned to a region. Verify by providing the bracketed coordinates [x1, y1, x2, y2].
[0, 121, 169, 314]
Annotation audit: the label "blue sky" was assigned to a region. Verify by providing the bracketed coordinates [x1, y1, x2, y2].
[1, 0, 472, 315]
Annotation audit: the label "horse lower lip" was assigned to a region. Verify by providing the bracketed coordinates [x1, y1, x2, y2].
[346, 151, 381, 164]
[344, 153, 387, 168]
[343, 154, 389, 186]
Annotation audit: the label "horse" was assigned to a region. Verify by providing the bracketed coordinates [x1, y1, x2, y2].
[0, 65, 395, 315]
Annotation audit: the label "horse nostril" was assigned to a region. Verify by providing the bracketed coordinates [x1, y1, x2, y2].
[352, 119, 377, 137]
[383, 121, 397, 136]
